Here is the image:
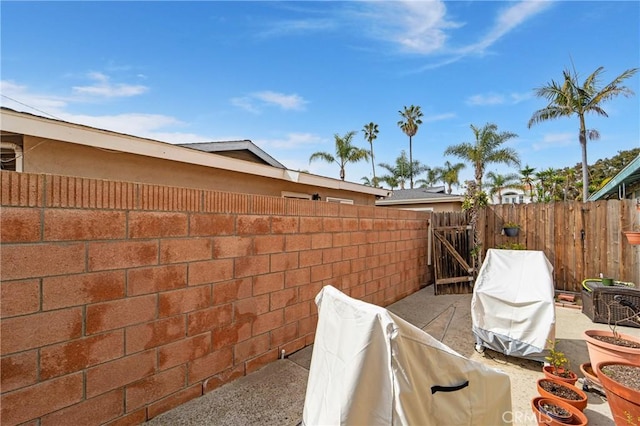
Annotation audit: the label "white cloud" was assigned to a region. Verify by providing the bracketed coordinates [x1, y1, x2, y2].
[230, 96, 261, 114]
[424, 112, 457, 122]
[1, 80, 69, 113]
[253, 91, 308, 110]
[460, 1, 553, 55]
[259, 19, 335, 37]
[231, 91, 308, 113]
[466, 91, 532, 106]
[257, 132, 325, 149]
[0, 79, 210, 144]
[358, 1, 460, 55]
[532, 132, 575, 151]
[72, 72, 148, 98]
[466, 93, 505, 106]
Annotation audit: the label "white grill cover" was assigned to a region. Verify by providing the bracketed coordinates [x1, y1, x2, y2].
[472, 249, 556, 361]
[302, 285, 512, 426]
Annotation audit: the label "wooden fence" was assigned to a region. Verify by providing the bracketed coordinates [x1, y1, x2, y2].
[477, 199, 640, 292]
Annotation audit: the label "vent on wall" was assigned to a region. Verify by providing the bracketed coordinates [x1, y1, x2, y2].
[1, 140, 23, 172]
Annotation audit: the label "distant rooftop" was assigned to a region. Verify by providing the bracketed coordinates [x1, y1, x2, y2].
[178, 141, 286, 169]
[382, 186, 452, 200]
[588, 154, 640, 201]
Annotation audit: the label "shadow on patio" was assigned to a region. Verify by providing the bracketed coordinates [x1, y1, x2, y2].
[146, 285, 639, 426]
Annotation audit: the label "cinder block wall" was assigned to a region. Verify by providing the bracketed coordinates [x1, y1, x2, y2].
[0, 171, 429, 425]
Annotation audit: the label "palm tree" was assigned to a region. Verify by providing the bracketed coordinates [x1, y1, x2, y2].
[378, 150, 413, 190]
[397, 105, 423, 189]
[528, 66, 639, 200]
[484, 172, 520, 204]
[434, 161, 466, 194]
[444, 123, 520, 190]
[519, 165, 536, 201]
[534, 168, 557, 202]
[361, 176, 382, 187]
[362, 122, 379, 182]
[309, 131, 369, 181]
[415, 168, 441, 188]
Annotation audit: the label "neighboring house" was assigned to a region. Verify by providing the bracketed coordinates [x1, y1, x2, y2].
[489, 186, 533, 205]
[0, 108, 389, 205]
[376, 186, 463, 212]
[588, 154, 640, 201]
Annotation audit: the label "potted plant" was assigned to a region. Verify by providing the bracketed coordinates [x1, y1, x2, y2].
[530, 396, 588, 426]
[543, 339, 578, 385]
[584, 297, 640, 367]
[579, 362, 601, 387]
[536, 378, 588, 411]
[594, 361, 640, 425]
[502, 221, 520, 237]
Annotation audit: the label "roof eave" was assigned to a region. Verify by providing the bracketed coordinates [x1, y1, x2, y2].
[0, 109, 389, 197]
[587, 155, 640, 201]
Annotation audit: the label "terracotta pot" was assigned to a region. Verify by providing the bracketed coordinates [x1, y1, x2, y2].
[536, 378, 588, 411]
[623, 231, 640, 245]
[542, 365, 578, 386]
[530, 396, 588, 426]
[579, 362, 601, 386]
[583, 330, 640, 367]
[594, 361, 640, 426]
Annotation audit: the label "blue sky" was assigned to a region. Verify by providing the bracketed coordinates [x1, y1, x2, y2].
[2, 1, 639, 189]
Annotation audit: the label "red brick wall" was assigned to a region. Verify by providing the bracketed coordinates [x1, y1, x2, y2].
[0, 171, 429, 425]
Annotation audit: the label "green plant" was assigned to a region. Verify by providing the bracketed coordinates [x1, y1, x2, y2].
[503, 222, 520, 228]
[496, 242, 526, 250]
[545, 339, 572, 378]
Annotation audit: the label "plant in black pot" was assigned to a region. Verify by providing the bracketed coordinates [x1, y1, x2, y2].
[502, 222, 520, 237]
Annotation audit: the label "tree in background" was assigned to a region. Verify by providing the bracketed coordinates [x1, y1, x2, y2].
[484, 171, 520, 204]
[415, 168, 441, 188]
[362, 122, 379, 183]
[528, 65, 638, 201]
[378, 150, 429, 190]
[309, 131, 369, 181]
[397, 105, 423, 189]
[379, 150, 412, 190]
[435, 161, 466, 194]
[519, 165, 536, 201]
[444, 123, 520, 190]
[361, 176, 382, 187]
[446, 123, 520, 265]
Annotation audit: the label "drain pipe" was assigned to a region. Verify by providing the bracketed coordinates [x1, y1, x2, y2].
[1, 142, 23, 172]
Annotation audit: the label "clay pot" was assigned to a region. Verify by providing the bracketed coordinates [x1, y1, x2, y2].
[583, 330, 640, 367]
[594, 361, 640, 426]
[530, 396, 588, 426]
[579, 362, 601, 386]
[623, 231, 640, 245]
[536, 378, 588, 411]
[542, 365, 578, 386]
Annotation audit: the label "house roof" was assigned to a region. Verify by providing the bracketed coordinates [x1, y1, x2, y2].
[178, 141, 286, 169]
[587, 154, 640, 201]
[0, 107, 389, 197]
[375, 187, 463, 206]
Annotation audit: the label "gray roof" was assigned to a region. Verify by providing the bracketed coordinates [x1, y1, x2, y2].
[588, 154, 640, 200]
[178, 140, 286, 169]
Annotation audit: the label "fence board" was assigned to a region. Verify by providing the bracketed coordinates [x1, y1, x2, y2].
[477, 200, 639, 292]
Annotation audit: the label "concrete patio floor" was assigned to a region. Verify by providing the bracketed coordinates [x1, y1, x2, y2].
[147, 285, 640, 426]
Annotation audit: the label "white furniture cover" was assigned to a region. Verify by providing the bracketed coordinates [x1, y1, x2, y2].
[302, 285, 512, 426]
[472, 249, 556, 361]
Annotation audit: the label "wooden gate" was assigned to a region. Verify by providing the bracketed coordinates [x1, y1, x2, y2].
[431, 212, 475, 295]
